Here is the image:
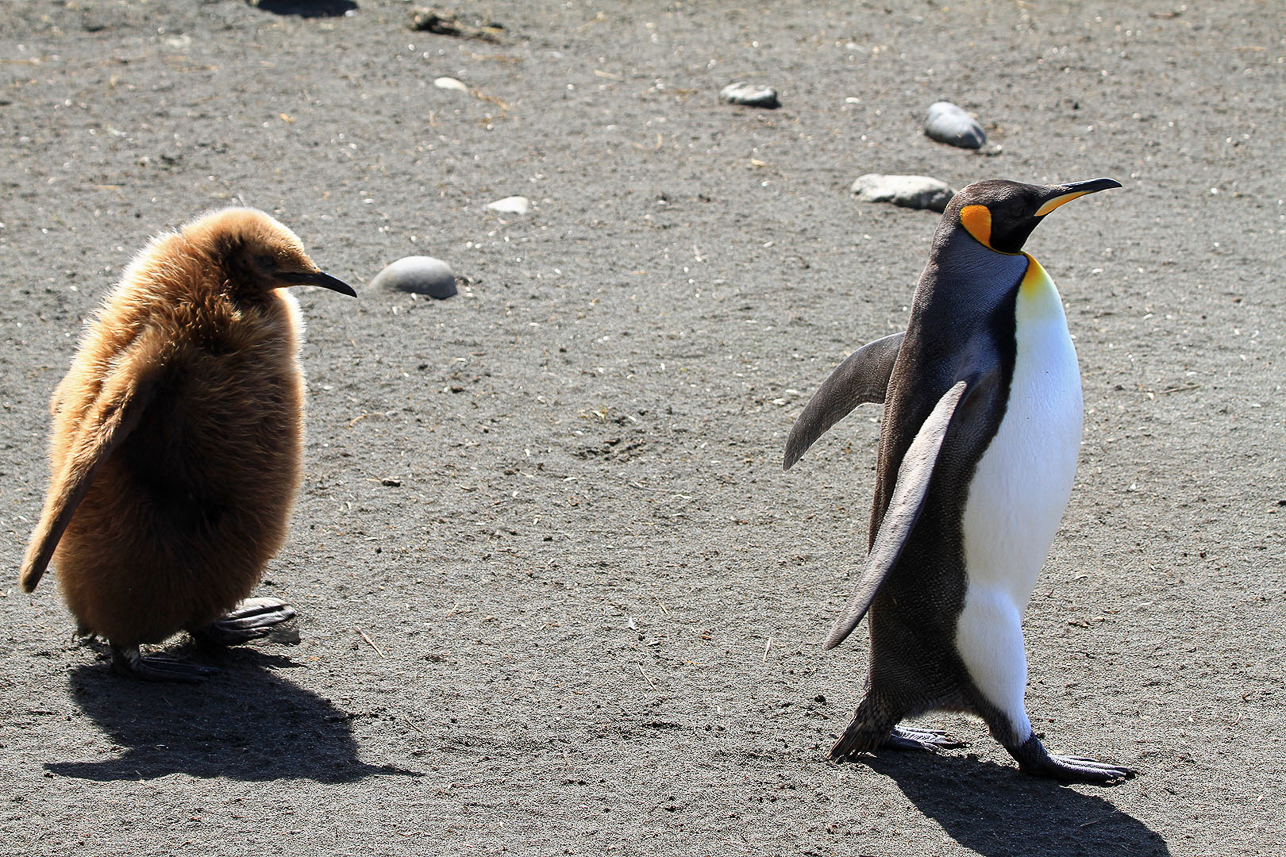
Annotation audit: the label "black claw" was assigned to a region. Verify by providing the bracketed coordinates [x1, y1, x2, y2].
[111, 645, 220, 684]
[194, 597, 299, 647]
[1010, 734, 1134, 783]
[1042, 755, 1136, 782]
[882, 725, 968, 752]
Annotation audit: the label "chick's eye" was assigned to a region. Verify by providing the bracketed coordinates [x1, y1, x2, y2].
[256, 254, 276, 269]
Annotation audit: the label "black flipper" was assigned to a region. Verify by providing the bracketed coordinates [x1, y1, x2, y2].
[823, 380, 968, 650]
[783, 332, 904, 471]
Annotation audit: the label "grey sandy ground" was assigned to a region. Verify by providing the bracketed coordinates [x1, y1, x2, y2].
[1, 1, 1282, 854]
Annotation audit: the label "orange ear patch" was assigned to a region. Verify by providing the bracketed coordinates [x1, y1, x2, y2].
[959, 204, 993, 248]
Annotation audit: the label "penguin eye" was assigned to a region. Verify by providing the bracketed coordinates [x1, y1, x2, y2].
[255, 254, 277, 270]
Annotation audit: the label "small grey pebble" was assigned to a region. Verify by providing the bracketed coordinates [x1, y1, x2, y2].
[486, 195, 531, 215]
[924, 101, 986, 149]
[369, 256, 457, 299]
[852, 174, 956, 212]
[719, 82, 780, 109]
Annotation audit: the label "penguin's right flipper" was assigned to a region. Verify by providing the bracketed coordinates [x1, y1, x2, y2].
[784, 332, 904, 470]
[823, 380, 968, 650]
[19, 334, 164, 593]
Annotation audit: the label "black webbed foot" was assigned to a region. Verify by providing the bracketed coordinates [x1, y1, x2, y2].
[192, 597, 299, 647]
[881, 725, 968, 752]
[1009, 733, 1134, 783]
[111, 644, 220, 683]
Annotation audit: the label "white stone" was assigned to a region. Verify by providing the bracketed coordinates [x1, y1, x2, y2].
[719, 82, 780, 109]
[486, 196, 531, 215]
[851, 174, 955, 212]
[434, 77, 468, 92]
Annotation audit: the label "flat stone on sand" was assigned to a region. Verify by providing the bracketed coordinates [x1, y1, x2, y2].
[434, 76, 469, 92]
[719, 82, 780, 109]
[368, 256, 457, 298]
[486, 195, 531, 215]
[924, 101, 986, 149]
[852, 174, 955, 212]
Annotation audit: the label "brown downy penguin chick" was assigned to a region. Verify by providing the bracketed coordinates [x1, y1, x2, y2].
[20, 208, 355, 681]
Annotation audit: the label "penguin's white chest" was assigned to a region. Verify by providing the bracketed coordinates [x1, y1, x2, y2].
[960, 257, 1083, 613]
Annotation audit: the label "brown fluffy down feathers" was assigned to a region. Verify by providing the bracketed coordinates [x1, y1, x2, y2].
[19, 208, 348, 647]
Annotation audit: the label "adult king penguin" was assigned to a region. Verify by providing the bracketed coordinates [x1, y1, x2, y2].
[784, 178, 1132, 782]
[20, 208, 355, 682]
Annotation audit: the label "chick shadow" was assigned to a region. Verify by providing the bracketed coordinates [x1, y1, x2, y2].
[863, 753, 1170, 857]
[251, 0, 357, 17]
[46, 648, 419, 783]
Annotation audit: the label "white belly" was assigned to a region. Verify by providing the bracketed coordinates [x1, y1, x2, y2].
[954, 256, 1083, 735]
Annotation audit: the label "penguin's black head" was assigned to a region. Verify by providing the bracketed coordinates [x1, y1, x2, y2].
[948, 178, 1121, 254]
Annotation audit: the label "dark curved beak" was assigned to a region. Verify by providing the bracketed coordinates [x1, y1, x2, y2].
[279, 270, 357, 297]
[1035, 177, 1122, 217]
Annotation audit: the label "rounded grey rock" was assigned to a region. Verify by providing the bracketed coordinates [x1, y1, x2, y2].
[924, 102, 986, 149]
[368, 256, 457, 299]
[851, 174, 956, 212]
[719, 82, 780, 109]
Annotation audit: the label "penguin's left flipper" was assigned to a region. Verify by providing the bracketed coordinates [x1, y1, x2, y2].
[1011, 734, 1135, 783]
[784, 332, 904, 470]
[19, 332, 165, 593]
[883, 725, 968, 752]
[824, 380, 969, 651]
[193, 597, 299, 647]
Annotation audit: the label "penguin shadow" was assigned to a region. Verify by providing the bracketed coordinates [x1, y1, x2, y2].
[46, 648, 419, 784]
[863, 753, 1171, 857]
[251, 0, 357, 17]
